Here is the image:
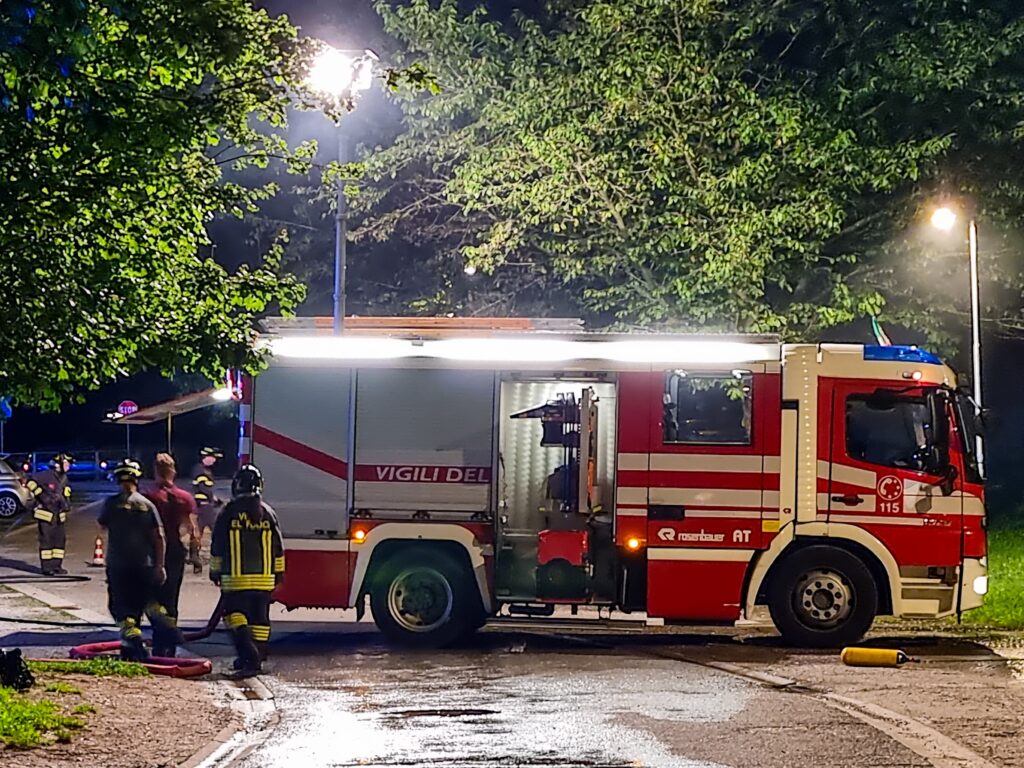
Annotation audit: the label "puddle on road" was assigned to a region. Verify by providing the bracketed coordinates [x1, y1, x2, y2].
[241, 651, 742, 767]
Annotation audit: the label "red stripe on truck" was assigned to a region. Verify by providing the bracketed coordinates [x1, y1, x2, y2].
[252, 424, 348, 479]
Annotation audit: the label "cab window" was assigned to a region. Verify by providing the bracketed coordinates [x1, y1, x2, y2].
[846, 395, 930, 470]
[663, 371, 752, 445]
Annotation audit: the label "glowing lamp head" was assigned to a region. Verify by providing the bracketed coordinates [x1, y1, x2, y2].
[626, 537, 641, 551]
[351, 528, 367, 543]
[211, 387, 234, 402]
[930, 206, 958, 232]
[307, 46, 377, 97]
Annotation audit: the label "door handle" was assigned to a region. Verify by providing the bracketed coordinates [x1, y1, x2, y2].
[830, 494, 864, 506]
[648, 504, 685, 521]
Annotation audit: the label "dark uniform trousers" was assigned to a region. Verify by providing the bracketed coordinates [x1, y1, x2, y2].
[223, 590, 273, 665]
[107, 566, 180, 660]
[35, 516, 66, 573]
[153, 544, 186, 656]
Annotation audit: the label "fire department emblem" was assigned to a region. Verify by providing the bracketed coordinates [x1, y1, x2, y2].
[877, 475, 903, 502]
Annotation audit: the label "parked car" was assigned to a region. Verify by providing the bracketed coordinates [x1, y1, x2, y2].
[0, 459, 33, 519]
[30, 455, 110, 481]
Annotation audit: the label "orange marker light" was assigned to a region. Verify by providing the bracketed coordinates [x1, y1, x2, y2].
[352, 528, 367, 543]
[626, 537, 641, 551]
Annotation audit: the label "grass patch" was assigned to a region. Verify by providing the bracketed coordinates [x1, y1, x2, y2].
[963, 526, 1024, 629]
[43, 682, 80, 695]
[27, 659, 149, 678]
[71, 704, 96, 715]
[0, 687, 85, 749]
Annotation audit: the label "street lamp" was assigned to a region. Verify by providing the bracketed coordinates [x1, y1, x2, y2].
[929, 203, 984, 473]
[306, 46, 378, 335]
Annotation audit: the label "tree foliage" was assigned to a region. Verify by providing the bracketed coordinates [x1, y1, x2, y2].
[358, 0, 1024, 346]
[1, 0, 332, 408]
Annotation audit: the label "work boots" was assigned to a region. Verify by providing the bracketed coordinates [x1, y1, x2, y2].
[230, 626, 261, 677]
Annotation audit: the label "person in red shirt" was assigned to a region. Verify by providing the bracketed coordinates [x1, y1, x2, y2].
[144, 453, 200, 657]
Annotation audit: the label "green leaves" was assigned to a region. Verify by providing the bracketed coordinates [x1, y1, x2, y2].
[0, 0, 311, 409]
[360, 0, 1024, 348]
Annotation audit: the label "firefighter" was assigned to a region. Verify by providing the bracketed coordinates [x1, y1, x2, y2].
[26, 453, 73, 575]
[189, 446, 223, 574]
[210, 464, 285, 676]
[143, 453, 199, 657]
[98, 458, 180, 661]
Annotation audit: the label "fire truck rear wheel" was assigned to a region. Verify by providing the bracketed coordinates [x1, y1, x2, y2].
[768, 546, 878, 648]
[370, 547, 479, 648]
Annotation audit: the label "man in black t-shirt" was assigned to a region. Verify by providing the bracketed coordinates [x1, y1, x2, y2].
[98, 459, 180, 661]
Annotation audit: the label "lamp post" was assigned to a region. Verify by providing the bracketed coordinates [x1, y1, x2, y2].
[306, 46, 378, 335]
[930, 205, 984, 473]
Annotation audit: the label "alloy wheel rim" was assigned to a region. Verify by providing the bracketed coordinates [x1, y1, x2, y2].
[387, 567, 454, 633]
[794, 568, 853, 628]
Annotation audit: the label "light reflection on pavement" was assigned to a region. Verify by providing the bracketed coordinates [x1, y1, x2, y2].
[241, 644, 741, 767]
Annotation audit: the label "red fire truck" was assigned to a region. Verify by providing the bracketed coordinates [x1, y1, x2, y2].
[241, 317, 986, 648]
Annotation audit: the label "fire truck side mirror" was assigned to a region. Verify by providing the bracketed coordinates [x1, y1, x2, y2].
[939, 464, 958, 497]
[973, 408, 990, 437]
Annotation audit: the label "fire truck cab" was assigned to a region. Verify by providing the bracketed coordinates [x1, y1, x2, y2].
[246, 318, 987, 648]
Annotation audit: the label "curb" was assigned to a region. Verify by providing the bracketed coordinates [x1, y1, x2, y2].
[179, 675, 279, 768]
[645, 644, 999, 768]
[4, 581, 111, 626]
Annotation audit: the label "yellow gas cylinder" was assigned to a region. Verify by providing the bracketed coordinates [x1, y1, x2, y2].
[840, 647, 915, 668]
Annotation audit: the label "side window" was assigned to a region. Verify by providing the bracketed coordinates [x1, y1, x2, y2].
[845, 395, 930, 470]
[663, 371, 753, 445]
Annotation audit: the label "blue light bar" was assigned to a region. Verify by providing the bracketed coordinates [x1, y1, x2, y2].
[863, 345, 943, 365]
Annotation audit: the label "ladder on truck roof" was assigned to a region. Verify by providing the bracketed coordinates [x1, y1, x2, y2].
[260, 316, 587, 337]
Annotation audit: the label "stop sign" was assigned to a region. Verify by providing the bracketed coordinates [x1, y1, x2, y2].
[117, 400, 139, 416]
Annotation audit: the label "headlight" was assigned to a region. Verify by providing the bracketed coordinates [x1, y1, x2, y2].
[972, 575, 988, 596]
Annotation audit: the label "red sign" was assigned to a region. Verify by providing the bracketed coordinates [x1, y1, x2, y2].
[877, 474, 904, 514]
[117, 400, 139, 416]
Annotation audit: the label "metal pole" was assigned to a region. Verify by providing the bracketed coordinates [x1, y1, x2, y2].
[0, 420, 4, 455]
[167, 413, 173, 454]
[968, 218, 984, 474]
[333, 131, 349, 335]
[126, 423, 131, 458]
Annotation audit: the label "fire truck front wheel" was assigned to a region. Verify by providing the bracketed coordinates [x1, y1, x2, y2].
[768, 546, 878, 648]
[370, 547, 480, 648]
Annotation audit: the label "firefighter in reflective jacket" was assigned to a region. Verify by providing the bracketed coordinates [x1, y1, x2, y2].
[26, 453, 73, 574]
[210, 464, 284, 676]
[189, 447, 222, 573]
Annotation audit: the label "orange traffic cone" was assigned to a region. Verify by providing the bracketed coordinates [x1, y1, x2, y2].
[89, 537, 106, 568]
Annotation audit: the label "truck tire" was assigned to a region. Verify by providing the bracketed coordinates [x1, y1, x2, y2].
[369, 547, 480, 648]
[768, 545, 878, 648]
[0, 491, 22, 519]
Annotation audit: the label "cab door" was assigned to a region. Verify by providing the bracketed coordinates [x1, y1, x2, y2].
[824, 381, 962, 567]
[645, 365, 778, 620]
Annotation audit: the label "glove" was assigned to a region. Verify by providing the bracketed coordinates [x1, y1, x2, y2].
[210, 573, 221, 587]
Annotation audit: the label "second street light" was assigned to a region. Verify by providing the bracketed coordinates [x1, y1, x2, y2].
[930, 203, 984, 473]
[306, 46, 378, 335]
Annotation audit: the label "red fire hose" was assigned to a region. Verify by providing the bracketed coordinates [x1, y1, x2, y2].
[67, 598, 224, 679]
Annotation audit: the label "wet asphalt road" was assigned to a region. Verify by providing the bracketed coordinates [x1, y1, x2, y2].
[241, 636, 737, 768]
[235, 632, 932, 768]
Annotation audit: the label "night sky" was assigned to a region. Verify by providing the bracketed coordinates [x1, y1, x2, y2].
[5, 1, 1022, 520]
